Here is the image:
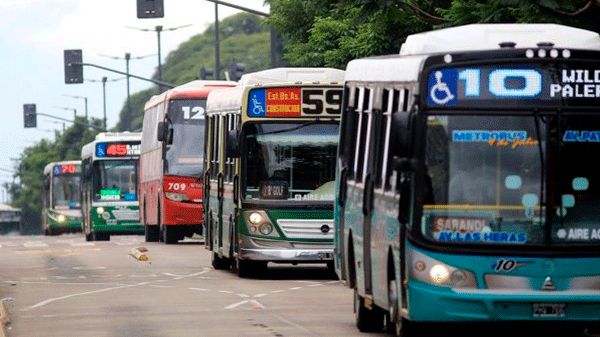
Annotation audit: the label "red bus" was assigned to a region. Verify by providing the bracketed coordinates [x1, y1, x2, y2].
[139, 80, 236, 243]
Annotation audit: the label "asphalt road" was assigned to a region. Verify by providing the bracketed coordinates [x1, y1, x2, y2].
[0, 233, 390, 337]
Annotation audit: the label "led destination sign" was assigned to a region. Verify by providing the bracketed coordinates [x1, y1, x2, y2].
[53, 164, 80, 176]
[247, 86, 343, 117]
[95, 142, 141, 158]
[426, 62, 600, 108]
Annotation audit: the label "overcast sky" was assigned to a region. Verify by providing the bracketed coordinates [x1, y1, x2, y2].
[0, 0, 269, 198]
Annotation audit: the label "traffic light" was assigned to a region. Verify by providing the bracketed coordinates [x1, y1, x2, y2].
[64, 49, 83, 84]
[137, 0, 164, 18]
[200, 67, 214, 80]
[229, 62, 246, 81]
[23, 104, 37, 128]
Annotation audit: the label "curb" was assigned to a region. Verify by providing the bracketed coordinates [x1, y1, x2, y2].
[129, 247, 149, 261]
[0, 300, 10, 337]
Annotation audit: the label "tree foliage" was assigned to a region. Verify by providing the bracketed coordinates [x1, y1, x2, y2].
[265, 0, 600, 68]
[8, 118, 102, 233]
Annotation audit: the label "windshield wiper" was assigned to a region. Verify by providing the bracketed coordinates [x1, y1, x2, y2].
[260, 120, 320, 135]
[532, 109, 551, 242]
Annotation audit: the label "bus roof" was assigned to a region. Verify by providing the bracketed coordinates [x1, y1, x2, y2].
[400, 23, 600, 56]
[43, 160, 82, 175]
[207, 68, 345, 113]
[238, 67, 345, 86]
[144, 80, 237, 111]
[82, 132, 141, 159]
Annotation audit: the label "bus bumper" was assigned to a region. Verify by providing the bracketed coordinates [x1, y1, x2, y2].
[239, 237, 333, 262]
[407, 279, 600, 322]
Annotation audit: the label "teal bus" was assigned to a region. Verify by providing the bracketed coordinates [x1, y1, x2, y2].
[42, 160, 82, 235]
[335, 24, 600, 335]
[81, 132, 142, 241]
[204, 68, 345, 277]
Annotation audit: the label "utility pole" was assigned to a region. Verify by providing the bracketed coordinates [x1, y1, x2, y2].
[62, 94, 88, 123]
[125, 24, 192, 92]
[52, 106, 77, 120]
[102, 77, 107, 131]
[215, 3, 220, 80]
[126, 52, 132, 131]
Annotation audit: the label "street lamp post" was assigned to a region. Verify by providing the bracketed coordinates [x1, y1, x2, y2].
[125, 24, 192, 92]
[52, 106, 77, 120]
[85, 76, 126, 131]
[62, 94, 88, 122]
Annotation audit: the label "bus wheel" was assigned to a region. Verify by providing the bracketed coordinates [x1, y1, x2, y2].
[162, 226, 178, 244]
[211, 252, 231, 270]
[45, 227, 52, 236]
[85, 232, 93, 242]
[388, 279, 404, 336]
[354, 288, 385, 332]
[145, 225, 159, 242]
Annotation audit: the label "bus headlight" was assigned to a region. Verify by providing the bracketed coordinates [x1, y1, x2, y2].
[429, 264, 449, 284]
[57, 214, 66, 223]
[249, 212, 263, 224]
[409, 249, 477, 288]
[96, 207, 104, 214]
[165, 192, 190, 202]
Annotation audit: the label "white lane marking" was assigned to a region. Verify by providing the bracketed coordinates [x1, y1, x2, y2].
[289, 287, 303, 290]
[189, 288, 208, 291]
[73, 266, 105, 270]
[272, 314, 314, 336]
[70, 242, 95, 247]
[224, 299, 264, 310]
[270, 290, 285, 294]
[149, 285, 175, 288]
[326, 281, 341, 284]
[5, 281, 131, 286]
[237, 294, 249, 298]
[164, 268, 210, 280]
[219, 290, 233, 294]
[21, 282, 149, 311]
[254, 293, 266, 298]
[23, 242, 48, 248]
[308, 284, 323, 287]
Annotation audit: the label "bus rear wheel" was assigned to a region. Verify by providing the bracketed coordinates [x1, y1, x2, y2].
[162, 225, 178, 244]
[211, 252, 231, 270]
[145, 225, 159, 242]
[354, 288, 385, 332]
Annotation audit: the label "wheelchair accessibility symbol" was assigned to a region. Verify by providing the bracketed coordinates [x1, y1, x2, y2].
[248, 89, 266, 117]
[428, 69, 457, 106]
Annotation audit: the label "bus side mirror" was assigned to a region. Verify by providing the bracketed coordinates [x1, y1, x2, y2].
[226, 130, 239, 158]
[44, 177, 50, 189]
[157, 121, 166, 142]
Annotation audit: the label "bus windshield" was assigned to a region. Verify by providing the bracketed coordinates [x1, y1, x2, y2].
[165, 99, 206, 177]
[422, 115, 546, 246]
[92, 160, 139, 202]
[52, 174, 81, 209]
[243, 122, 339, 202]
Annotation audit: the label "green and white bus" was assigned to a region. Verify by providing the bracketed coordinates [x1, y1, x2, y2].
[81, 132, 142, 241]
[42, 160, 82, 235]
[204, 68, 345, 277]
[335, 24, 600, 335]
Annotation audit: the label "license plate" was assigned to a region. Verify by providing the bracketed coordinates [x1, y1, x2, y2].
[533, 303, 566, 317]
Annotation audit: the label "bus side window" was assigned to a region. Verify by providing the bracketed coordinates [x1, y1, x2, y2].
[354, 87, 370, 183]
[384, 89, 406, 191]
[341, 86, 360, 181]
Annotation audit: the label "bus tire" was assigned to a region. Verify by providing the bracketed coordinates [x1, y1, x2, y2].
[162, 226, 178, 244]
[211, 252, 231, 270]
[354, 288, 385, 332]
[85, 232, 93, 241]
[145, 225, 159, 242]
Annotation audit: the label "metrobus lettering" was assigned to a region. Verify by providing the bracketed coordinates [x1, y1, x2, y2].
[437, 231, 527, 243]
[433, 217, 487, 233]
[563, 130, 600, 142]
[452, 130, 527, 142]
[550, 84, 600, 98]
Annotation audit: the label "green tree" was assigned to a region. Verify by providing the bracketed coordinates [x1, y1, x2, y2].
[9, 118, 101, 233]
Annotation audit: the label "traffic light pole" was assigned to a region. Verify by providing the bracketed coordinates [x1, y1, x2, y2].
[35, 113, 105, 131]
[72, 62, 176, 88]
